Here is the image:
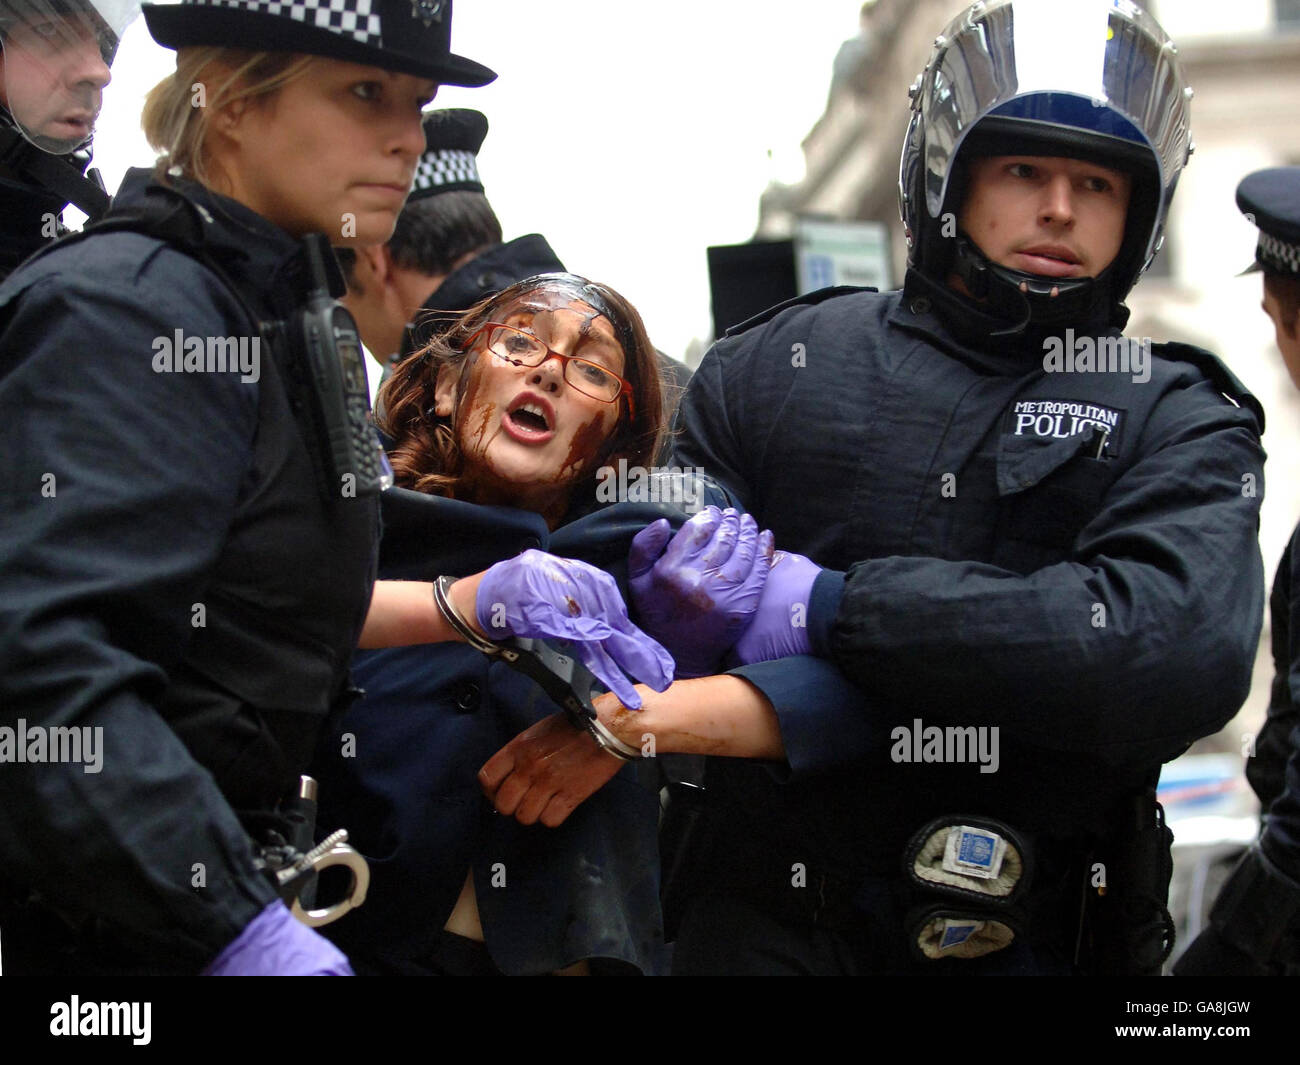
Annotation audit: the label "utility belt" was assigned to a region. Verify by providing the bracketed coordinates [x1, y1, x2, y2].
[0, 775, 369, 975]
[665, 785, 1174, 974]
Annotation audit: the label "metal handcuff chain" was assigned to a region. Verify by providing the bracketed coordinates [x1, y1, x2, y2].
[432, 575, 642, 761]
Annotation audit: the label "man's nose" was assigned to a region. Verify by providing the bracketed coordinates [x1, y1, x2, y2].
[68, 36, 113, 91]
[1039, 175, 1076, 226]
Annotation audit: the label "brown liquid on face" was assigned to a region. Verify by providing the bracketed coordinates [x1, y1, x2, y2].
[456, 352, 503, 458]
[554, 408, 610, 483]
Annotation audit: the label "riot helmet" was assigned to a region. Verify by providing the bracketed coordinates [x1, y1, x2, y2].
[898, 0, 1193, 328]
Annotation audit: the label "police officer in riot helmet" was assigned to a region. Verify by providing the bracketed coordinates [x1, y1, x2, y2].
[0, 0, 138, 277]
[490, 0, 1265, 975]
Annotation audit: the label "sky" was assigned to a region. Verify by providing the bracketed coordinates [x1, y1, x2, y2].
[91, 1, 869, 366]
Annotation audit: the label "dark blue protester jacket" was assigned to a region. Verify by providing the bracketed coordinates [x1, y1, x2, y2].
[312, 477, 863, 975]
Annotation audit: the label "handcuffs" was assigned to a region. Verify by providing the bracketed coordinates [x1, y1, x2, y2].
[433, 575, 642, 761]
[253, 776, 371, 928]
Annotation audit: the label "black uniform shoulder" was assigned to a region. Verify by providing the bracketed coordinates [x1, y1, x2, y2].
[723, 285, 881, 339]
[1153, 341, 1265, 434]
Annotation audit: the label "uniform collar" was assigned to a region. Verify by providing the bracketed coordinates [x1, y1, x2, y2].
[890, 268, 1128, 376]
[114, 168, 315, 318]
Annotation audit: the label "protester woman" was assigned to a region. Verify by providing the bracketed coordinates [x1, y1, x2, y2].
[315, 271, 775, 975]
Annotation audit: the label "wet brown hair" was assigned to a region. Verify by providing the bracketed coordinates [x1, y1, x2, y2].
[378, 274, 665, 508]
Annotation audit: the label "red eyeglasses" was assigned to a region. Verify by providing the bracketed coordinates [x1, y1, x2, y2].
[467, 323, 635, 418]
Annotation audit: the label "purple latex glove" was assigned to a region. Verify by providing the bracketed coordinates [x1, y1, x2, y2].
[628, 506, 775, 677]
[475, 549, 674, 708]
[203, 901, 352, 976]
[728, 550, 822, 665]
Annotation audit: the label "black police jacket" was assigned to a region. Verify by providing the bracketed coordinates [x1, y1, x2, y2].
[673, 272, 1266, 888]
[0, 169, 379, 970]
[0, 176, 66, 281]
[1248, 520, 1300, 883]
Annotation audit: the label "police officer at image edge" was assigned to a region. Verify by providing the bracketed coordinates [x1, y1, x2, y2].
[1175, 167, 1300, 977]
[0, 0, 494, 975]
[665, 0, 1265, 975]
[0, 0, 138, 279]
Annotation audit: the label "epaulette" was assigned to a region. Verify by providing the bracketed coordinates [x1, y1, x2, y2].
[1158, 341, 1266, 435]
[723, 285, 877, 339]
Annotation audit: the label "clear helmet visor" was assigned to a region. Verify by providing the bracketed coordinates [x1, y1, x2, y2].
[0, 0, 140, 153]
[908, 0, 1191, 268]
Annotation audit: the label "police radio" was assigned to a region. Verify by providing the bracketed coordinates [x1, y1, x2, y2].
[292, 234, 390, 502]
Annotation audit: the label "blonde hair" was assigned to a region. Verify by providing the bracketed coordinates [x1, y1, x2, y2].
[141, 48, 316, 188]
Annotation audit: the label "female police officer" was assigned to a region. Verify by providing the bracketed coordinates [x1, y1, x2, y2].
[0, 0, 503, 975]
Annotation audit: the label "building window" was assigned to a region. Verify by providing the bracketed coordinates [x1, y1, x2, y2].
[1278, 0, 1300, 29]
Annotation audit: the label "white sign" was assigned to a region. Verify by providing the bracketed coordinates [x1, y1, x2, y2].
[795, 218, 892, 293]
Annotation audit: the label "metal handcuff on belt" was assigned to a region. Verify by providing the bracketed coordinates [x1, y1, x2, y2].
[432, 575, 642, 761]
[252, 775, 371, 928]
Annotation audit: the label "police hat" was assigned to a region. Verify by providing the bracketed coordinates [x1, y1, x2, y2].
[1236, 167, 1300, 277]
[408, 108, 487, 201]
[142, 0, 496, 87]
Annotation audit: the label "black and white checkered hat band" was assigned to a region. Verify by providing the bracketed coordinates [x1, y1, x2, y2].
[1259, 230, 1300, 276]
[192, 0, 383, 47]
[413, 148, 480, 193]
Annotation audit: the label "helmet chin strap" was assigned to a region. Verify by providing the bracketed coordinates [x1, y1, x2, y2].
[0, 123, 111, 220]
[950, 235, 1117, 338]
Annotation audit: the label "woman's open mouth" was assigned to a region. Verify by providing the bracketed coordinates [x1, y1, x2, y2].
[502, 395, 556, 444]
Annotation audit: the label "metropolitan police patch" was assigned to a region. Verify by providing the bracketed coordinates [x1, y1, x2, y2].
[1004, 398, 1126, 458]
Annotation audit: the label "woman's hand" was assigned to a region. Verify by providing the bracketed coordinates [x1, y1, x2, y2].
[628, 507, 774, 677]
[460, 549, 674, 708]
[478, 713, 626, 828]
[479, 676, 791, 828]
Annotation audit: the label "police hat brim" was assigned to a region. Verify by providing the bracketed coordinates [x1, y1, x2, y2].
[142, 5, 497, 87]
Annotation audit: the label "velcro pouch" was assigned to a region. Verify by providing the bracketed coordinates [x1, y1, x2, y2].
[902, 816, 1033, 961]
